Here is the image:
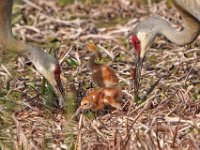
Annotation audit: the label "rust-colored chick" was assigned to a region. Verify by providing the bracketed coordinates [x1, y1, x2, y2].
[87, 43, 119, 87]
[78, 87, 122, 112]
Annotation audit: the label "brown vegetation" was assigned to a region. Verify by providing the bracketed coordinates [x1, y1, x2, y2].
[0, 0, 199, 149]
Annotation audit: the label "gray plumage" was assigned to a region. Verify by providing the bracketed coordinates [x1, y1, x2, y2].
[133, 0, 200, 100]
[134, 0, 200, 55]
[0, 0, 66, 106]
[175, 0, 200, 21]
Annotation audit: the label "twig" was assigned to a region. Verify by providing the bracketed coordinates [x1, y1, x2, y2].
[80, 34, 114, 40]
[12, 112, 29, 149]
[59, 46, 73, 64]
[164, 117, 200, 126]
[156, 122, 162, 150]
[1, 65, 12, 78]
[39, 14, 84, 27]
[97, 44, 114, 60]
[91, 123, 105, 137]
[141, 77, 163, 101]
[171, 119, 180, 148]
[76, 114, 83, 150]
[23, 0, 42, 10]
[122, 95, 156, 148]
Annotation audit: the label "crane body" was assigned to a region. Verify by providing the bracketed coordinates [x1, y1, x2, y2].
[131, 0, 200, 98]
[0, 0, 66, 106]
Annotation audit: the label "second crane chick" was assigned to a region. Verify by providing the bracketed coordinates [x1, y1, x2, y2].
[87, 43, 119, 87]
[78, 87, 122, 112]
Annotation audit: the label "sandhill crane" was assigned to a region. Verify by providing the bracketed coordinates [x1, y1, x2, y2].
[0, 0, 66, 106]
[131, 0, 200, 97]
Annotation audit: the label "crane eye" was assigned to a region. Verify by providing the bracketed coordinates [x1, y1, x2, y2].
[54, 64, 61, 74]
[135, 40, 140, 45]
[131, 35, 140, 48]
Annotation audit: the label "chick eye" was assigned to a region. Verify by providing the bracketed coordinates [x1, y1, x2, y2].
[83, 103, 89, 106]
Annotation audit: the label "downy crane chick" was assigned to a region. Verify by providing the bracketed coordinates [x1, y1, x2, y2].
[87, 43, 119, 87]
[77, 87, 122, 112]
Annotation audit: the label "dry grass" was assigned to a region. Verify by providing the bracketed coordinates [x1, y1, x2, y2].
[0, 0, 199, 149]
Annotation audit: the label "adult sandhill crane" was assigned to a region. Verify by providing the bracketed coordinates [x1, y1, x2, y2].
[131, 0, 200, 97]
[0, 0, 66, 106]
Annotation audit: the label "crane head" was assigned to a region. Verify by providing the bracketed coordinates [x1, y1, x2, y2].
[131, 19, 157, 98]
[53, 63, 66, 100]
[131, 34, 144, 97]
[46, 60, 66, 106]
[28, 47, 66, 106]
[40, 60, 66, 106]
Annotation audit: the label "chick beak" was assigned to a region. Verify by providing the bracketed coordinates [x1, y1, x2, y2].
[134, 54, 144, 100]
[75, 106, 83, 115]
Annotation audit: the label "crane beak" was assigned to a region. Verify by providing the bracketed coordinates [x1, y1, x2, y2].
[134, 54, 144, 100]
[55, 78, 66, 106]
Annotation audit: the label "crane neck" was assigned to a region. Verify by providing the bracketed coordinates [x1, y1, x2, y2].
[0, 0, 41, 56]
[157, 18, 200, 46]
[0, 0, 14, 48]
[158, 1, 200, 45]
[0, 0, 28, 55]
[0, 0, 54, 71]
